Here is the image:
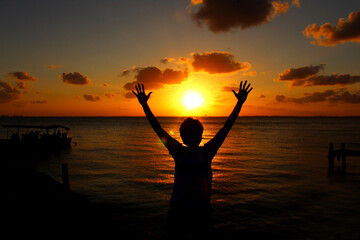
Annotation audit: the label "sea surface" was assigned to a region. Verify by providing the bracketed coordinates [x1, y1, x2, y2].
[1, 116, 360, 239]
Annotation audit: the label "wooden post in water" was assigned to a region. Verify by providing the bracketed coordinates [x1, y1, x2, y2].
[341, 143, 346, 172]
[328, 142, 334, 171]
[62, 163, 70, 190]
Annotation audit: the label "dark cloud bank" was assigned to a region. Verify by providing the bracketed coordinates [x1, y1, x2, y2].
[190, 0, 298, 33]
[278, 64, 360, 87]
[123, 67, 188, 98]
[275, 63, 360, 105]
[275, 89, 360, 104]
[191, 51, 250, 74]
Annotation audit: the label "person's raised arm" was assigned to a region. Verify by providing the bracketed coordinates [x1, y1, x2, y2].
[205, 80, 253, 156]
[133, 84, 181, 154]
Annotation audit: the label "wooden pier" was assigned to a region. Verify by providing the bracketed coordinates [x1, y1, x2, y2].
[328, 142, 360, 172]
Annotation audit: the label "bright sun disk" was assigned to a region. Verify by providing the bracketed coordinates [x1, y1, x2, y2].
[183, 91, 203, 109]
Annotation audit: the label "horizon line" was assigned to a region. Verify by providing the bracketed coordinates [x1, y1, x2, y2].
[2, 115, 360, 118]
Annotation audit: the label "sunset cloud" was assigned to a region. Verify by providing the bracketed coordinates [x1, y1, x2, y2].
[105, 92, 119, 99]
[7, 72, 38, 90]
[61, 72, 91, 85]
[124, 92, 136, 99]
[0, 81, 22, 103]
[119, 69, 131, 77]
[271, 1, 289, 18]
[275, 89, 360, 104]
[7, 72, 38, 82]
[278, 64, 360, 87]
[48, 65, 63, 69]
[303, 74, 360, 87]
[15, 80, 27, 89]
[221, 86, 238, 92]
[123, 67, 188, 97]
[292, 0, 300, 8]
[83, 94, 101, 102]
[303, 10, 360, 46]
[191, 51, 250, 74]
[160, 57, 175, 64]
[328, 90, 360, 104]
[190, 0, 299, 32]
[279, 64, 325, 81]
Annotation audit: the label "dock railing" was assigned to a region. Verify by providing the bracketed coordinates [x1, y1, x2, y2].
[328, 142, 360, 172]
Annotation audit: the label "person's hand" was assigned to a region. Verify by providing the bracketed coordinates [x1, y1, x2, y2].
[232, 80, 253, 104]
[132, 83, 152, 106]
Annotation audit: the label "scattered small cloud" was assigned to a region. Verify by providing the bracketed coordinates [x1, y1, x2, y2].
[243, 70, 257, 76]
[48, 65, 63, 69]
[83, 94, 101, 102]
[0, 81, 22, 103]
[271, 1, 289, 18]
[191, 51, 251, 74]
[178, 57, 191, 65]
[160, 57, 175, 64]
[292, 0, 300, 7]
[105, 92, 120, 99]
[119, 69, 131, 77]
[190, 0, 299, 33]
[7, 72, 38, 90]
[7, 72, 38, 82]
[303, 10, 360, 46]
[60, 72, 91, 85]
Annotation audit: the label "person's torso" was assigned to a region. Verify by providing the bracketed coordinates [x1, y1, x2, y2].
[170, 146, 213, 209]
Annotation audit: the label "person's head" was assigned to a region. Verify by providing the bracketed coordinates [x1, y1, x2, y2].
[180, 117, 203, 147]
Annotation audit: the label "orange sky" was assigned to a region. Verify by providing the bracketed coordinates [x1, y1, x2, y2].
[1, 1, 360, 116]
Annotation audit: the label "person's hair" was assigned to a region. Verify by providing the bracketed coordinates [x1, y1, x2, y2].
[180, 117, 203, 147]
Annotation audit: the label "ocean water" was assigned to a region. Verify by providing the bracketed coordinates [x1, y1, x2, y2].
[1, 116, 360, 239]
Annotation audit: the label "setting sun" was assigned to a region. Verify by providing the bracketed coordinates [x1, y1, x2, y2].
[183, 91, 204, 110]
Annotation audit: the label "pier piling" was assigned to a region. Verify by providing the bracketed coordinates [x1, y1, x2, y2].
[62, 163, 69, 190]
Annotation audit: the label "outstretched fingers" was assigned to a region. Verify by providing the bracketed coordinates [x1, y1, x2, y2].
[245, 82, 251, 92]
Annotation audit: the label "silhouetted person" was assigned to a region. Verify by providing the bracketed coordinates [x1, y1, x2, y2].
[133, 81, 253, 239]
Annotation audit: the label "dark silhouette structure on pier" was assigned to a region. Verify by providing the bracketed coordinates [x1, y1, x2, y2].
[328, 142, 360, 173]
